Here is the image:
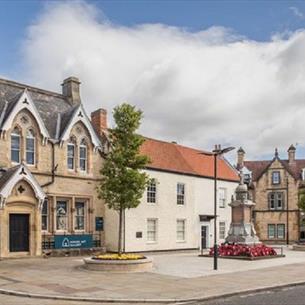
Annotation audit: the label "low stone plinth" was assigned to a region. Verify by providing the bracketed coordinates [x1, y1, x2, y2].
[292, 244, 305, 251]
[83, 257, 153, 272]
[199, 254, 285, 260]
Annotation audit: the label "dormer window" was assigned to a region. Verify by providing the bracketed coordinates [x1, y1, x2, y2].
[272, 171, 280, 185]
[26, 129, 35, 165]
[79, 139, 87, 172]
[11, 127, 21, 163]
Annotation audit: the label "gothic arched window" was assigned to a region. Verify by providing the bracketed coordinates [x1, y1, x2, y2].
[11, 127, 21, 163]
[26, 129, 35, 165]
[79, 139, 87, 172]
[67, 137, 76, 170]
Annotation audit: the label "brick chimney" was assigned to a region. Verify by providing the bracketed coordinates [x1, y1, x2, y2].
[237, 147, 245, 169]
[288, 144, 296, 165]
[62, 76, 81, 106]
[91, 108, 107, 136]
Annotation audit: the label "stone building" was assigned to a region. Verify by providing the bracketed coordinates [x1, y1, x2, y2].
[0, 77, 107, 258]
[236, 146, 305, 244]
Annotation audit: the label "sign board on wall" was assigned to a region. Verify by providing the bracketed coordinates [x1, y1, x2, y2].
[54, 235, 93, 249]
[95, 217, 104, 231]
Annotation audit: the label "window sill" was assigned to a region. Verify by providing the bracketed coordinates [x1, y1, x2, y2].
[146, 241, 157, 244]
[176, 240, 186, 243]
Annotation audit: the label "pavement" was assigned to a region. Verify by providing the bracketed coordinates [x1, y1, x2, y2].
[196, 284, 305, 305]
[0, 247, 305, 304]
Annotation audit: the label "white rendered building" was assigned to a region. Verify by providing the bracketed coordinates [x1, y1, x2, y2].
[105, 138, 239, 252]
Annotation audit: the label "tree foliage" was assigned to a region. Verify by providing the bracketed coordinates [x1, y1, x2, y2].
[97, 103, 150, 254]
[298, 189, 305, 212]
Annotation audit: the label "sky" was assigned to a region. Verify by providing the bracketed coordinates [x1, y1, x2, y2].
[1, 0, 305, 160]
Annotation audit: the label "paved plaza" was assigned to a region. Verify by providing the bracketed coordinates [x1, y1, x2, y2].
[0, 247, 305, 304]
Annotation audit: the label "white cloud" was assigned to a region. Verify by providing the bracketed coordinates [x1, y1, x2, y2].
[289, 6, 304, 19]
[20, 1, 305, 159]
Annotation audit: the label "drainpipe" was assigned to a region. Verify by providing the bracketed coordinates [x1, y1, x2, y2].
[41, 140, 58, 188]
[286, 176, 289, 245]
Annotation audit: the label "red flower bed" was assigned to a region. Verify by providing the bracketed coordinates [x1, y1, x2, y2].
[209, 244, 277, 257]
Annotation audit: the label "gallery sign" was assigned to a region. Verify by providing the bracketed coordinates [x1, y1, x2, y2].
[54, 234, 93, 249]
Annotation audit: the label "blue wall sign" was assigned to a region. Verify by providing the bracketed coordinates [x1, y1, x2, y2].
[54, 235, 93, 249]
[95, 217, 104, 231]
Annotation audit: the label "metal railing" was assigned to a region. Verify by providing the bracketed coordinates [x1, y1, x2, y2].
[42, 233, 102, 250]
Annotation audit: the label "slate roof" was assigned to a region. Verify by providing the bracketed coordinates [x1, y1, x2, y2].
[244, 159, 305, 181]
[0, 78, 72, 139]
[140, 138, 239, 182]
[0, 165, 20, 191]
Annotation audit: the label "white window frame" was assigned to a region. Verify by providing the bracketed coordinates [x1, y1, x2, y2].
[11, 127, 21, 164]
[176, 219, 186, 242]
[277, 224, 285, 239]
[25, 129, 35, 166]
[177, 183, 185, 205]
[147, 218, 157, 243]
[67, 142, 75, 170]
[74, 200, 86, 231]
[219, 221, 226, 239]
[218, 188, 226, 208]
[41, 199, 48, 232]
[268, 224, 276, 239]
[56, 200, 69, 232]
[147, 179, 157, 204]
[272, 171, 280, 185]
[79, 140, 87, 172]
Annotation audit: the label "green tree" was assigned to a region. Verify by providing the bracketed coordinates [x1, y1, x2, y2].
[298, 188, 305, 225]
[97, 103, 150, 255]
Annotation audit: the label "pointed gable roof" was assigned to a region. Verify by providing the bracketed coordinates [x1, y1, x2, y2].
[244, 156, 305, 182]
[0, 164, 46, 208]
[0, 89, 50, 141]
[140, 138, 239, 182]
[59, 104, 101, 150]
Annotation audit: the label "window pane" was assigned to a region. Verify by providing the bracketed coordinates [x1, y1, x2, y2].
[277, 224, 285, 239]
[26, 152, 34, 165]
[272, 172, 280, 184]
[11, 150, 20, 163]
[268, 224, 275, 239]
[67, 144, 74, 169]
[11, 134, 20, 163]
[177, 220, 185, 241]
[56, 201, 68, 230]
[147, 219, 157, 242]
[75, 202, 85, 230]
[41, 199, 48, 231]
[218, 188, 226, 208]
[147, 180, 156, 203]
[219, 221, 226, 239]
[177, 183, 185, 205]
[79, 146, 87, 171]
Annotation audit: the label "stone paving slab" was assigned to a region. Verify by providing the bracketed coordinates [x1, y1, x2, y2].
[0, 249, 305, 303]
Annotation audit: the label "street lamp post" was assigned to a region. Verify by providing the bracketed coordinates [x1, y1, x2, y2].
[202, 145, 235, 270]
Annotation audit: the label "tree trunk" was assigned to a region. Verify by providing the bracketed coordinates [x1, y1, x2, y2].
[118, 206, 123, 256]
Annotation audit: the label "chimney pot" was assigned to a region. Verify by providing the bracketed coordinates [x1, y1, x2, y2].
[62, 76, 81, 106]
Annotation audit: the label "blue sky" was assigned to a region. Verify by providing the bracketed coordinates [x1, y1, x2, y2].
[2, 0, 305, 77]
[2, 0, 305, 159]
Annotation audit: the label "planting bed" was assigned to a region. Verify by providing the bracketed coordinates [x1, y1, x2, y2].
[200, 244, 285, 260]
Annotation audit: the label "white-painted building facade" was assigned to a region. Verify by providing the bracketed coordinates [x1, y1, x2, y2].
[105, 138, 239, 252]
